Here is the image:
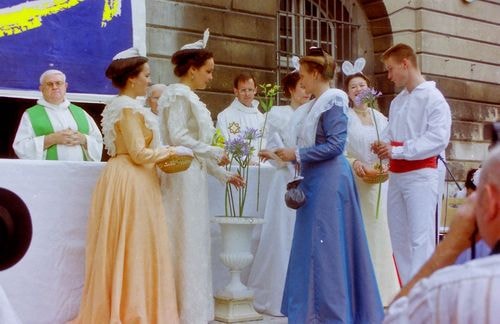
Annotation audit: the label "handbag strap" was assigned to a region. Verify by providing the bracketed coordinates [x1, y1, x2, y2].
[294, 163, 300, 178]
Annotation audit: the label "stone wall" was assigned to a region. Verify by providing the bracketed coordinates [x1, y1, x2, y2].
[146, 0, 278, 117]
[145, 0, 500, 186]
[365, 0, 500, 186]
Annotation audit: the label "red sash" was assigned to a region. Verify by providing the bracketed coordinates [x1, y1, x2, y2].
[389, 141, 437, 173]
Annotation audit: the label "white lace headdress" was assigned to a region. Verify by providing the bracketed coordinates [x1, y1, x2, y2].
[181, 28, 210, 50]
[112, 47, 143, 60]
[341, 57, 366, 76]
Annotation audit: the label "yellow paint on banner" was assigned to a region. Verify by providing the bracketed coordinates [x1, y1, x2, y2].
[0, 0, 122, 38]
[101, 0, 122, 27]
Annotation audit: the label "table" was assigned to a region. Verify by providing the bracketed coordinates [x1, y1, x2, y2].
[0, 159, 274, 324]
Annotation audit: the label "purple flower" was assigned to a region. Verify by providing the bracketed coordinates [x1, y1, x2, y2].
[242, 128, 261, 141]
[354, 87, 382, 108]
[225, 135, 252, 160]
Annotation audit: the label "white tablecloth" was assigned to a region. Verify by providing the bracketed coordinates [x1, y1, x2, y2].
[0, 159, 273, 324]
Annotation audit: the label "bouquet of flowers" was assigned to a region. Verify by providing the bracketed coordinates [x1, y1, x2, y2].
[221, 128, 261, 217]
[354, 87, 387, 218]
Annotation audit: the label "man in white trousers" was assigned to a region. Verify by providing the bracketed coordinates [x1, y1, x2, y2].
[384, 145, 500, 323]
[372, 43, 451, 285]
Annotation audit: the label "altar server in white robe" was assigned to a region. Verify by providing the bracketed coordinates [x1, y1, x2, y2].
[13, 69, 103, 161]
[248, 63, 311, 316]
[372, 44, 451, 285]
[216, 73, 265, 148]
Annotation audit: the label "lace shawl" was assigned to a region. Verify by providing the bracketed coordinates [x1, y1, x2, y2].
[158, 83, 215, 145]
[293, 88, 348, 148]
[101, 95, 161, 156]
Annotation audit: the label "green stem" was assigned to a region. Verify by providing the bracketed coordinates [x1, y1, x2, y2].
[371, 107, 383, 219]
[226, 156, 237, 217]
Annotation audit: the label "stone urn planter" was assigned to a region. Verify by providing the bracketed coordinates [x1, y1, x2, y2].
[212, 216, 265, 323]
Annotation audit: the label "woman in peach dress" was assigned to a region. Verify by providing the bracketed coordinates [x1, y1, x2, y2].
[71, 49, 187, 323]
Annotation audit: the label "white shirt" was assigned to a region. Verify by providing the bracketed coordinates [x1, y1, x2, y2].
[384, 254, 500, 324]
[382, 81, 451, 160]
[13, 99, 103, 161]
[0, 285, 21, 324]
[216, 98, 265, 142]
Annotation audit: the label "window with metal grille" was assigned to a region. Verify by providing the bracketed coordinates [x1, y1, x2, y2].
[277, 0, 360, 97]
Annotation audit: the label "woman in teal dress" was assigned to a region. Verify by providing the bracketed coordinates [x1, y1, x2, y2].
[275, 47, 383, 323]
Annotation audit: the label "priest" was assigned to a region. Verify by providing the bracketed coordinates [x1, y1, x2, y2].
[13, 69, 103, 161]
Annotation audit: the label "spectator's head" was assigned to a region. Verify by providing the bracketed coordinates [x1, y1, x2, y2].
[381, 43, 418, 88]
[282, 71, 310, 108]
[464, 168, 478, 197]
[233, 73, 257, 107]
[474, 146, 500, 247]
[105, 48, 150, 97]
[299, 47, 336, 95]
[171, 49, 214, 90]
[344, 73, 372, 108]
[145, 83, 167, 115]
[39, 69, 68, 105]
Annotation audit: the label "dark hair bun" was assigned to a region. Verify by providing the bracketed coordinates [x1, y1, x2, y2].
[105, 56, 148, 89]
[171, 49, 213, 77]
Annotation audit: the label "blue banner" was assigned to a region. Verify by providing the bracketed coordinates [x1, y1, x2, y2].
[0, 1, 136, 95]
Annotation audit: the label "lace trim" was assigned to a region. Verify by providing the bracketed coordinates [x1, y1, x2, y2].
[101, 95, 161, 156]
[158, 83, 215, 144]
[298, 88, 348, 148]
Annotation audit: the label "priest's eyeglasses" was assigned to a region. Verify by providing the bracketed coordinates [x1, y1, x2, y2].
[44, 81, 65, 87]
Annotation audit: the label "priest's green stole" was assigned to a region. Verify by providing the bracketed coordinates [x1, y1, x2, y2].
[27, 104, 90, 160]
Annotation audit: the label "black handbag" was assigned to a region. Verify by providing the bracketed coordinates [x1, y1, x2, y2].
[284, 167, 306, 209]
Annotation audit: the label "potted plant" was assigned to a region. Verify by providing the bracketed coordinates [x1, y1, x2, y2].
[212, 128, 264, 322]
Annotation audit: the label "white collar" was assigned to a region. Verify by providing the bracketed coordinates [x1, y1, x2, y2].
[231, 98, 260, 114]
[37, 98, 70, 110]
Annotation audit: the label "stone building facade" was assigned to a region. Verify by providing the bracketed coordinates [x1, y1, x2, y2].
[147, 0, 499, 189]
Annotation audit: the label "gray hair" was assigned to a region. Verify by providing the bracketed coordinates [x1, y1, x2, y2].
[146, 83, 167, 98]
[39, 69, 66, 85]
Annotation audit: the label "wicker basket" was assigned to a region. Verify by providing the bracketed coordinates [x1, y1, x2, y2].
[362, 172, 389, 184]
[156, 154, 193, 173]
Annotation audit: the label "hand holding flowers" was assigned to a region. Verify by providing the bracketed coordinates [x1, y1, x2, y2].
[215, 127, 261, 217]
[354, 87, 387, 218]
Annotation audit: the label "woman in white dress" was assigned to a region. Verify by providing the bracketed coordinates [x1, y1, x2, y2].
[157, 33, 244, 324]
[343, 63, 400, 305]
[247, 71, 310, 316]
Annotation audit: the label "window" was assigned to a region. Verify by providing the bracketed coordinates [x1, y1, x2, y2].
[277, 0, 360, 93]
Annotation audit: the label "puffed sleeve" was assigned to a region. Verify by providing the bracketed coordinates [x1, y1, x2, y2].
[165, 96, 224, 161]
[298, 105, 347, 163]
[205, 158, 232, 183]
[119, 109, 172, 164]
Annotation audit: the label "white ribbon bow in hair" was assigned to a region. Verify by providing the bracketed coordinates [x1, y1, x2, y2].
[341, 57, 366, 76]
[113, 47, 142, 60]
[181, 28, 210, 50]
[291, 55, 300, 72]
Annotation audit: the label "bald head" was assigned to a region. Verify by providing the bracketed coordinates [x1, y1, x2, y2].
[475, 145, 500, 247]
